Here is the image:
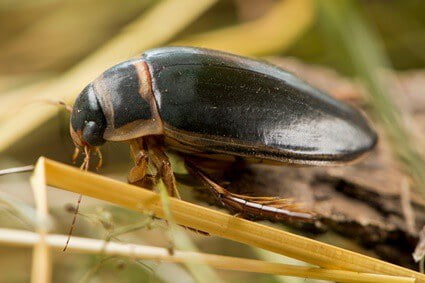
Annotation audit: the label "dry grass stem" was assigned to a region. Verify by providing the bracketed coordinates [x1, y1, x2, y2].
[0, 228, 415, 283]
[0, 165, 34, 176]
[0, 0, 217, 152]
[37, 157, 424, 282]
[173, 0, 314, 56]
[157, 181, 223, 283]
[0, 77, 52, 120]
[0, 191, 38, 229]
[29, 158, 51, 283]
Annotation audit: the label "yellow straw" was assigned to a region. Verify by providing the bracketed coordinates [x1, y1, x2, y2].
[37, 157, 423, 283]
[0, 228, 415, 283]
[173, 0, 315, 56]
[29, 157, 51, 283]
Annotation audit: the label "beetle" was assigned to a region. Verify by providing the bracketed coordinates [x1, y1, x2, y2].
[70, 46, 377, 222]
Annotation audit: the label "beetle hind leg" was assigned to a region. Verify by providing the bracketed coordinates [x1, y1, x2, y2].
[185, 160, 315, 222]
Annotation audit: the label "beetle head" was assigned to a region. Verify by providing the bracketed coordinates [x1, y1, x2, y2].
[70, 83, 107, 148]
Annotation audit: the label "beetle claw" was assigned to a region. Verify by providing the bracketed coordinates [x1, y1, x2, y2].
[72, 147, 80, 164]
[95, 147, 103, 171]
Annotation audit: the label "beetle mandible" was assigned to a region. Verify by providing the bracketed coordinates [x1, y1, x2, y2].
[70, 47, 377, 221]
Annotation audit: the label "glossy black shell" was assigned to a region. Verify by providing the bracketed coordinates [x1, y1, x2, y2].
[143, 47, 377, 165]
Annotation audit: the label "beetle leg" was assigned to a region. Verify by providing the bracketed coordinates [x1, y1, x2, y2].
[128, 138, 149, 184]
[185, 159, 315, 222]
[146, 137, 181, 199]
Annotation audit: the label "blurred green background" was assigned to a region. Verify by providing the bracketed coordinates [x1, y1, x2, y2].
[1, 0, 424, 78]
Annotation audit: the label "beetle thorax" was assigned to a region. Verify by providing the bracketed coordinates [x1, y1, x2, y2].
[92, 58, 163, 142]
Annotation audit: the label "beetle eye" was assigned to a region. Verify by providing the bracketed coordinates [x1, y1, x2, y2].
[82, 121, 105, 146]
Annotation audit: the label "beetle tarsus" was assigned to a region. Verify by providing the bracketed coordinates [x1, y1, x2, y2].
[223, 194, 314, 222]
[95, 147, 103, 171]
[185, 160, 315, 222]
[147, 137, 181, 199]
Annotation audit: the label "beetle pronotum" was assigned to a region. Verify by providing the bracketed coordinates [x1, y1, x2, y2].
[70, 47, 377, 222]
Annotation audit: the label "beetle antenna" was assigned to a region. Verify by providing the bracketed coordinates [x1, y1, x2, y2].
[57, 100, 73, 113]
[63, 146, 91, 251]
[81, 146, 91, 170]
[38, 99, 73, 113]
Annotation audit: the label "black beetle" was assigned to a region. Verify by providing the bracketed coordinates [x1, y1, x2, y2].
[70, 47, 377, 221]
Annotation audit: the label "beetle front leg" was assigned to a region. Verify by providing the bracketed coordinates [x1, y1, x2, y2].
[128, 138, 149, 184]
[185, 159, 315, 222]
[146, 137, 181, 199]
